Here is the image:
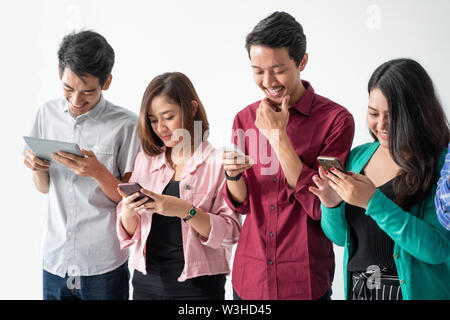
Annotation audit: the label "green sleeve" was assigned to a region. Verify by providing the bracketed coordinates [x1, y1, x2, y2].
[366, 189, 450, 265]
[321, 202, 348, 247]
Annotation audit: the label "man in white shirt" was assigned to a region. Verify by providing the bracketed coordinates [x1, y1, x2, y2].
[24, 30, 140, 300]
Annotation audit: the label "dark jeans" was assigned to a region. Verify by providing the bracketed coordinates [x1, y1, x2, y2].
[43, 262, 130, 300]
[233, 288, 332, 300]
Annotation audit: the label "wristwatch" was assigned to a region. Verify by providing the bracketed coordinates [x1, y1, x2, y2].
[224, 169, 242, 181]
[183, 206, 197, 222]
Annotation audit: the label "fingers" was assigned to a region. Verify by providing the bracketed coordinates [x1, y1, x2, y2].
[140, 188, 159, 200]
[281, 95, 290, 112]
[56, 151, 84, 161]
[80, 148, 95, 157]
[312, 174, 328, 189]
[24, 150, 51, 171]
[329, 167, 348, 180]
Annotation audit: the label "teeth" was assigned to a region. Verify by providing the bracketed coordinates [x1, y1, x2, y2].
[267, 87, 283, 94]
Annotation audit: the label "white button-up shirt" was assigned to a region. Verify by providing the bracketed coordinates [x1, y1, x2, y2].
[26, 95, 140, 277]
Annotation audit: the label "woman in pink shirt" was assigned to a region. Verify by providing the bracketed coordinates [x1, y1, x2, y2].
[116, 72, 241, 300]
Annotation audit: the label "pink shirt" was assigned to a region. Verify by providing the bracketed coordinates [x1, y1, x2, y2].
[116, 141, 241, 281]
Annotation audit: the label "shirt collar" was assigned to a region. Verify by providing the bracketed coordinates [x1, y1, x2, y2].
[150, 140, 214, 175]
[290, 80, 315, 116]
[62, 94, 107, 121]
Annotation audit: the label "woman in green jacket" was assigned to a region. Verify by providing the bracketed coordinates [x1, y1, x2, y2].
[310, 58, 450, 300]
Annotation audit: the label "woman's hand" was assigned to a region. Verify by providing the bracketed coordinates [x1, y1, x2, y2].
[140, 189, 192, 219]
[309, 166, 343, 208]
[326, 168, 377, 209]
[117, 188, 150, 217]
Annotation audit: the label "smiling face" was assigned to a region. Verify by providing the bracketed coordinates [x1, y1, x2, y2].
[60, 67, 111, 116]
[147, 94, 184, 149]
[249, 45, 307, 106]
[367, 88, 390, 149]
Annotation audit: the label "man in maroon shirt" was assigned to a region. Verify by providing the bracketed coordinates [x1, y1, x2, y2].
[222, 11, 355, 300]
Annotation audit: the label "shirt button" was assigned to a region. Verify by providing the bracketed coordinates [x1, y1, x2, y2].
[273, 177, 277, 183]
[268, 260, 273, 265]
[393, 253, 398, 259]
[400, 280, 405, 284]
[270, 205, 275, 210]
[185, 185, 191, 190]
[269, 232, 274, 237]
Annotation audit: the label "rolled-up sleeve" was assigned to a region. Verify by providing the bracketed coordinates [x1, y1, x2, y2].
[287, 111, 354, 220]
[202, 175, 242, 249]
[116, 201, 142, 249]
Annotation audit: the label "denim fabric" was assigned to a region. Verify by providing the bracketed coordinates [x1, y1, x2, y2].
[43, 262, 129, 300]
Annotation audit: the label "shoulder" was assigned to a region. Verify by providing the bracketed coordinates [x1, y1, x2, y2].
[234, 101, 260, 122]
[38, 97, 66, 112]
[103, 101, 139, 125]
[347, 142, 379, 166]
[313, 93, 354, 122]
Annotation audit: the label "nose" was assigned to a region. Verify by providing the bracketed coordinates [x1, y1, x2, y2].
[157, 120, 167, 133]
[71, 91, 84, 107]
[262, 71, 275, 88]
[377, 115, 389, 131]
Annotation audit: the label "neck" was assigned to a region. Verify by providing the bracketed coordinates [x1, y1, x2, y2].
[289, 80, 306, 106]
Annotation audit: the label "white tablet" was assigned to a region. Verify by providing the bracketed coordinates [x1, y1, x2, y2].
[23, 136, 83, 162]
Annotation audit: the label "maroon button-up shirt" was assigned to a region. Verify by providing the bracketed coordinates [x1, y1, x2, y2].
[223, 81, 355, 299]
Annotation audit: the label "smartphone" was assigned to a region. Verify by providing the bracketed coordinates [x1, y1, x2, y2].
[222, 145, 251, 165]
[117, 182, 153, 203]
[317, 156, 346, 173]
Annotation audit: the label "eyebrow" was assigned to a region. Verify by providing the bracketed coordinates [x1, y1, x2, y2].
[147, 110, 174, 117]
[252, 63, 286, 69]
[63, 83, 98, 93]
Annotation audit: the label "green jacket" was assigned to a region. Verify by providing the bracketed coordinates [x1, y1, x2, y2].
[321, 142, 450, 300]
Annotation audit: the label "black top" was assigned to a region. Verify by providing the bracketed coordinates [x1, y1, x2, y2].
[146, 181, 184, 272]
[346, 176, 410, 274]
[132, 180, 226, 298]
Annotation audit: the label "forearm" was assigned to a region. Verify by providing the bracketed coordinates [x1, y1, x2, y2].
[186, 208, 211, 239]
[226, 178, 248, 205]
[273, 131, 303, 189]
[93, 165, 122, 203]
[32, 170, 50, 193]
[120, 212, 139, 238]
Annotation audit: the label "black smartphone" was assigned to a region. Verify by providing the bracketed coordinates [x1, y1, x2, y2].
[118, 182, 154, 203]
[317, 156, 347, 173]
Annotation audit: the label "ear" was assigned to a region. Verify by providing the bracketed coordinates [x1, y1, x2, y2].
[102, 74, 113, 90]
[191, 100, 199, 117]
[299, 53, 308, 72]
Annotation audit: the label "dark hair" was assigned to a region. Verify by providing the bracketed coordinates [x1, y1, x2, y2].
[138, 72, 210, 157]
[245, 11, 307, 66]
[368, 58, 450, 208]
[58, 30, 115, 86]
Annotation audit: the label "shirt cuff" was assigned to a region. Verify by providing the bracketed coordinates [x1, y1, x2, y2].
[116, 202, 141, 249]
[221, 176, 250, 215]
[199, 213, 227, 249]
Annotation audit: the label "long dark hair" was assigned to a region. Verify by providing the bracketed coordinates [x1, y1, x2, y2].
[368, 58, 449, 208]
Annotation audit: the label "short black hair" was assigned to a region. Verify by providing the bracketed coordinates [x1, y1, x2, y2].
[245, 11, 307, 66]
[58, 30, 115, 86]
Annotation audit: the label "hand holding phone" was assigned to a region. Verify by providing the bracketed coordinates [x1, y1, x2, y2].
[317, 156, 346, 173]
[117, 182, 154, 203]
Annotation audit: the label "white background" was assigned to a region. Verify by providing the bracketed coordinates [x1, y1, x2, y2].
[1, 0, 449, 300]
